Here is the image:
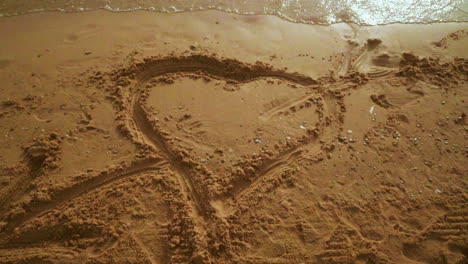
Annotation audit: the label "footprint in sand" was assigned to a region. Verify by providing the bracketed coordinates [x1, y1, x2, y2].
[64, 24, 99, 44]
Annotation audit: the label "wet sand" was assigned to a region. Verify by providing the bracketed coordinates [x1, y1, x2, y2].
[0, 10, 467, 264]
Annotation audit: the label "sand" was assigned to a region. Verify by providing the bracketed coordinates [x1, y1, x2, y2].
[0, 10, 467, 264]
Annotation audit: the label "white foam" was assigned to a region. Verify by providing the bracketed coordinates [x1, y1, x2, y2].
[0, 0, 466, 25]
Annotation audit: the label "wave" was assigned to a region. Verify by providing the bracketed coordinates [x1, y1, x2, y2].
[0, 0, 467, 25]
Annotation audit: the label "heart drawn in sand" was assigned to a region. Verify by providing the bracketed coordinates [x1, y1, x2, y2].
[123, 55, 343, 216]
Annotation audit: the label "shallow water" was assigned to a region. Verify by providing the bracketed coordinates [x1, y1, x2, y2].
[0, 0, 467, 25]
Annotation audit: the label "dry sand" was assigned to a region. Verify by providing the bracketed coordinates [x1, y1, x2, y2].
[0, 10, 467, 264]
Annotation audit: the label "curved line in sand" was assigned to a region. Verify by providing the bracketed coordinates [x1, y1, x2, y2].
[126, 55, 341, 219]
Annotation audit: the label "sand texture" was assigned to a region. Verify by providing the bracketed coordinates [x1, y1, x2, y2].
[0, 10, 467, 264]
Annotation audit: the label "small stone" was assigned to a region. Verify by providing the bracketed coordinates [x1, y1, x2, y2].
[338, 136, 348, 143]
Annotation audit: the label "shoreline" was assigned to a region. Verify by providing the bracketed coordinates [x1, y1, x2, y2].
[2, 8, 468, 26]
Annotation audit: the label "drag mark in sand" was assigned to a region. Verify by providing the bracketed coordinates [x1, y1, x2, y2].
[0, 158, 167, 240]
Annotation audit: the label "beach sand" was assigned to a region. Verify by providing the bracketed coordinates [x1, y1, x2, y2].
[0, 10, 467, 264]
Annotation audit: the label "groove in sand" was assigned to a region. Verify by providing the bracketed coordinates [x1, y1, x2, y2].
[1, 158, 166, 238]
[130, 56, 324, 219]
